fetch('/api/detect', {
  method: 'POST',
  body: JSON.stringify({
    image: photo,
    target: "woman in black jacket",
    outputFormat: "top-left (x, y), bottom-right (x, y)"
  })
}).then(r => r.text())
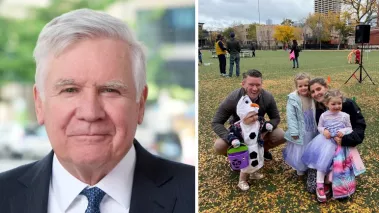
top-left (306, 77), bottom-right (366, 196)
top-left (290, 40), bottom-right (300, 68)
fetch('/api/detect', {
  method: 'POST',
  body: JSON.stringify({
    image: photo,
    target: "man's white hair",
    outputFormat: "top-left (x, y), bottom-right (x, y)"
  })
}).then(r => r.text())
top-left (33, 8), bottom-right (146, 102)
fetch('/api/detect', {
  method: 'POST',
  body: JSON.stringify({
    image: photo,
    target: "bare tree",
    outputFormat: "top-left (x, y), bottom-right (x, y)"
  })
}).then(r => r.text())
top-left (342, 0), bottom-right (378, 24)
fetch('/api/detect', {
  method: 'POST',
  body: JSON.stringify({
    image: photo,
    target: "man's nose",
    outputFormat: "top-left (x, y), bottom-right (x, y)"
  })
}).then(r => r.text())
top-left (76, 90), bottom-right (106, 122)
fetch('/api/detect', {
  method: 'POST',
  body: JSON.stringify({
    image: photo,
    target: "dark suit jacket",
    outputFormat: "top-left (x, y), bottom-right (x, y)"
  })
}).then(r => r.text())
top-left (0, 140), bottom-right (195, 213)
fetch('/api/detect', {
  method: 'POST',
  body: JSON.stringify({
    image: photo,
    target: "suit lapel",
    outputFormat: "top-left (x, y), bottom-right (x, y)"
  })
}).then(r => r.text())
top-left (130, 140), bottom-right (177, 213)
top-left (11, 151), bottom-right (53, 213)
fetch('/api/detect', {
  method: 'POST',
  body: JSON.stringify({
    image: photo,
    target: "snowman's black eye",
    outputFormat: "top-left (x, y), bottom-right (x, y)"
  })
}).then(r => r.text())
top-left (245, 101), bottom-right (249, 104)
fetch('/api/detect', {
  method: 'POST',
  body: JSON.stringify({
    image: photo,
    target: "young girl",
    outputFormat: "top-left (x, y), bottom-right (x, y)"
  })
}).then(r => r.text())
top-left (228, 95), bottom-right (273, 191)
top-left (302, 89), bottom-right (360, 202)
top-left (283, 73), bottom-right (318, 178)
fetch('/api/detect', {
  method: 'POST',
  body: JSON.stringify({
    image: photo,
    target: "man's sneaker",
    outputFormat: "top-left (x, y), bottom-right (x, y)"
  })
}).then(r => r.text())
top-left (316, 187), bottom-right (327, 203)
top-left (264, 151), bottom-right (273, 161)
top-left (249, 172), bottom-right (264, 180)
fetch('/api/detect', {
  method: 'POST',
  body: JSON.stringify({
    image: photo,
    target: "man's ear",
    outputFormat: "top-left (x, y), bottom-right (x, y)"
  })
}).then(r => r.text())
top-left (33, 85), bottom-right (44, 125)
top-left (137, 86), bottom-right (148, 124)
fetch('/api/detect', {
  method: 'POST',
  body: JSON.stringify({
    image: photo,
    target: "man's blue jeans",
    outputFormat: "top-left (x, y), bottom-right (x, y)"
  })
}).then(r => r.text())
top-left (229, 54), bottom-right (240, 77)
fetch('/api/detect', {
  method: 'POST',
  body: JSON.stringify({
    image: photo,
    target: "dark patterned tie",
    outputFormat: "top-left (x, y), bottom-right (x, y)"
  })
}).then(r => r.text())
top-left (80, 187), bottom-right (106, 213)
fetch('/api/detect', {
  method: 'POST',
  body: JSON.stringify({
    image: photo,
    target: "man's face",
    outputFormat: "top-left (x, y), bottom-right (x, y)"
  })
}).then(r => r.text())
top-left (242, 76), bottom-right (262, 100)
top-left (34, 38), bottom-right (147, 168)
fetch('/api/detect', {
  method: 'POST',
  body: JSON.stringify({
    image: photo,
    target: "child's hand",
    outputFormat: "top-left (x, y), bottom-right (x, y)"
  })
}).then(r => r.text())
top-left (232, 139), bottom-right (241, 148)
top-left (334, 137), bottom-right (342, 145)
top-left (291, 135), bottom-right (299, 140)
top-left (323, 129), bottom-right (331, 139)
top-left (336, 131), bottom-right (344, 138)
top-left (265, 123), bottom-right (273, 132)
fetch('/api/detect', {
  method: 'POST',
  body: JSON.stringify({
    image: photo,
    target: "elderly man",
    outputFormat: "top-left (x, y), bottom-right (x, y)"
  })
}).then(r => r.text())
top-left (0, 9), bottom-right (194, 213)
top-left (212, 69), bottom-right (286, 161)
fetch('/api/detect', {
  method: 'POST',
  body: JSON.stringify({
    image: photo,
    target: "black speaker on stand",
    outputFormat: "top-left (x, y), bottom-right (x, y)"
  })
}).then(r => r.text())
top-left (345, 24), bottom-right (375, 85)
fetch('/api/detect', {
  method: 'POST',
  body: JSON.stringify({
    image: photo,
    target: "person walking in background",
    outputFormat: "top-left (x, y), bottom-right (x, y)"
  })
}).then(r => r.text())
top-left (215, 34), bottom-right (227, 77)
top-left (198, 48), bottom-right (203, 65)
top-left (227, 32), bottom-right (241, 77)
top-left (290, 40), bottom-right (300, 68)
top-left (251, 43), bottom-right (256, 57)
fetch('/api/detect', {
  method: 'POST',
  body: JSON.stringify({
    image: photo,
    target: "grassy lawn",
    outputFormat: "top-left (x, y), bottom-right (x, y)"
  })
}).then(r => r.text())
top-left (198, 50), bottom-right (379, 213)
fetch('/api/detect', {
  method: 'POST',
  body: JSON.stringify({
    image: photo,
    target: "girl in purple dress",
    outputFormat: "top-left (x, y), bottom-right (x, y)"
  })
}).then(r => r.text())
top-left (302, 89), bottom-right (353, 202)
top-left (283, 73), bottom-right (318, 178)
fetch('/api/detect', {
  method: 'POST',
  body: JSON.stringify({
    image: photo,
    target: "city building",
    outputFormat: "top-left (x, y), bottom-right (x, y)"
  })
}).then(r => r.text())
top-left (231, 24), bottom-right (254, 47)
top-left (314, 0), bottom-right (341, 14)
top-left (256, 25), bottom-right (276, 49)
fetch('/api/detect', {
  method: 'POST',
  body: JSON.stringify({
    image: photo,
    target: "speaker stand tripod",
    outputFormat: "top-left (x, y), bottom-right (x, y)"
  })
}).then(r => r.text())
top-left (344, 43), bottom-right (375, 85)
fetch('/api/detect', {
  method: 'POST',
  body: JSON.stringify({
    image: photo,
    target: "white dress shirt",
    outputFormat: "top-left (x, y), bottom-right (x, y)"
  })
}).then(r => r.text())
top-left (47, 145), bottom-right (136, 213)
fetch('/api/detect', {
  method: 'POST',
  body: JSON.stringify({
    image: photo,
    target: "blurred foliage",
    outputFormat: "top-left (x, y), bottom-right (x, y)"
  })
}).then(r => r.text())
top-left (0, 0), bottom-right (120, 86)
top-left (136, 7), bottom-right (195, 102)
top-left (0, 0), bottom-right (195, 102)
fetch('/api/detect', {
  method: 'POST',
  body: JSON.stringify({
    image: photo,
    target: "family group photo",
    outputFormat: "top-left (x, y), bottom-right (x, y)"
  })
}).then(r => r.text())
top-left (198, 0), bottom-right (379, 212)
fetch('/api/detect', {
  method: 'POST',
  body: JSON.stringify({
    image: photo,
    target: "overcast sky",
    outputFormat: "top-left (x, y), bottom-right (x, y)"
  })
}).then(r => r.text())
top-left (199, 0), bottom-right (314, 30)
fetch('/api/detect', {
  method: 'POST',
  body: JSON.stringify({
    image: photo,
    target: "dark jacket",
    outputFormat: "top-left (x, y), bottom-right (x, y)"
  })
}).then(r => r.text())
top-left (212, 88), bottom-right (281, 142)
top-left (315, 98), bottom-right (366, 147)
top-left (0, 140), bottom-right (195, 213)
top-left (226, 38), bottom-right (241, 55)
top-left (290, 43), bottom-right (300, 57)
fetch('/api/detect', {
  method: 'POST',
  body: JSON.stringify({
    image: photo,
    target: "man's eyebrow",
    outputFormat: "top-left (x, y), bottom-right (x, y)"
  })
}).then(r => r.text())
top-left (54, 79), bottom-right (76, 89)
top-left (53, 79), bottom-right (128, 90)
top-left (101, 80), bottom-right (129, 90)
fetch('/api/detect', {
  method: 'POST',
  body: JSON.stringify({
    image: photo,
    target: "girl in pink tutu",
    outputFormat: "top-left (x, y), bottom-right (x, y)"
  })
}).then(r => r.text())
top-left (302, 89), bottom-right (364, 202)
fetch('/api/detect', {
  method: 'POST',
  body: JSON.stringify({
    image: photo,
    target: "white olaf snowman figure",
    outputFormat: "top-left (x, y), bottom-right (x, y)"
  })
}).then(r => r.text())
top-left (236, 95), bottom-right (264, 174)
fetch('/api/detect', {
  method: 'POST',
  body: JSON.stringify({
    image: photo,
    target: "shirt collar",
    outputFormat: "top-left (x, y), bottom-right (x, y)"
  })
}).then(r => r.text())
top-left (51, 144), bottom-right (136, 211)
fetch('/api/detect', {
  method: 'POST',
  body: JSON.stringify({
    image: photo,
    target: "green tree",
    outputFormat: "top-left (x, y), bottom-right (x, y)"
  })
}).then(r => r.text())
top-left (305, 13), bottom-right (331, 43)
top-left (246, 23), bottom-right (258, 42)
top-left (222, 27), bottom-right (234, 39)
top-left (0, 0), bottom-right (120, 86)
top-left (281, 18), bottom-right (294, 26)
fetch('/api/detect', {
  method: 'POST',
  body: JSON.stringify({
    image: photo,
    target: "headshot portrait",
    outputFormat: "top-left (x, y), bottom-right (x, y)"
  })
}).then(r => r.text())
top-left (0, 1), bottom-right (195, 212)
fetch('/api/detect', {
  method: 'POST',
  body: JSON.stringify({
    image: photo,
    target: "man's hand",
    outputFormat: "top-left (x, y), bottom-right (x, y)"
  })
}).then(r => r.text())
top-left (265, 123), bottom-right (273, 132)
top-left (323, 129), bottom-right (331, 139)
top-left (334, 137), bottom-right (342, 145)
top-left (292, 135), bottom-right (299, 140)
top-left (232, 139), bottom-right (241, 148)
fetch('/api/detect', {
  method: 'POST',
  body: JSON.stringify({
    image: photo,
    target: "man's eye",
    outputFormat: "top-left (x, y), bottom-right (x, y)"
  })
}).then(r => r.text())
top-left (62, 88), bottom-right (78, 93)
top-left (102, 88), bottom-right (120, 94)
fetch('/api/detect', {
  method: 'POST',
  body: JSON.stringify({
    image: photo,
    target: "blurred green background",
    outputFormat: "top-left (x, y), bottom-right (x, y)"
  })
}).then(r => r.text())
top-left (0, 0), bottom-right (195, 166)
